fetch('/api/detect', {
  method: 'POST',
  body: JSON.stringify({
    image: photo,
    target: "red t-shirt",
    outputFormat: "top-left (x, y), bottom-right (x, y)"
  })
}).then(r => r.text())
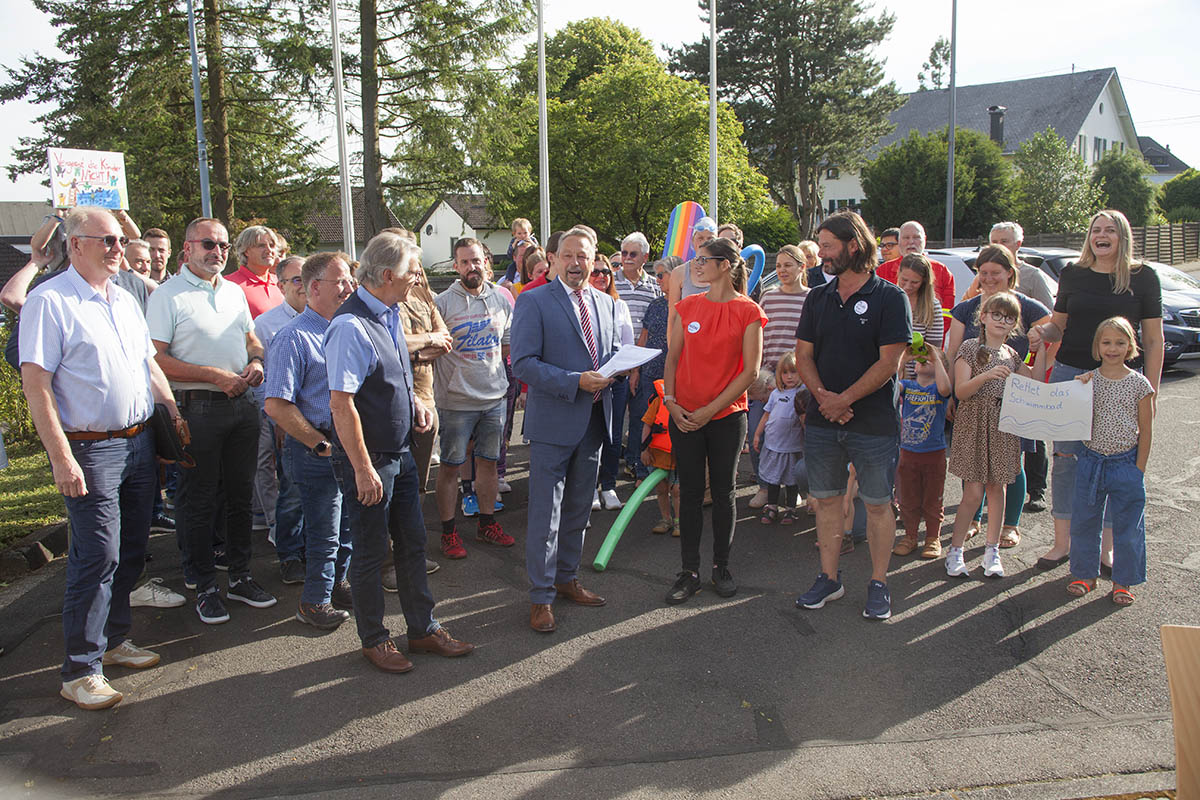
top-left (877, 256), bottom-right (955, 335)
top-left (674, 293), bottom-right (768, 420)
top-left (226, 265), bottom-right (284, 319)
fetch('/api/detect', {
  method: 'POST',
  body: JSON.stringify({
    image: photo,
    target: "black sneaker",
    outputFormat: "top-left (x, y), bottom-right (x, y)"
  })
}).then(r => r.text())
top-left (227, 577), bottom-right (277, 608)
top-left (296, 602), bottom-right (350, 630)
top-left (1024, 496), bottom-right (1047, 513)
top-left (425, 558), bottom-right (441, 575)
top-left (196, 588), bottom-right (230, 624)
top-left (213, 549), bottom-right (229, 571)
top-left (665, 571), bottom-right (702, 605)
top-left (280, 559), bottom-right (305, 585)
top-left (150, 513), bottom-right (175, 532)
top-left (331, 579), bottom-right (354, 610)
top-left (712, 567), bottom-right (737, 598)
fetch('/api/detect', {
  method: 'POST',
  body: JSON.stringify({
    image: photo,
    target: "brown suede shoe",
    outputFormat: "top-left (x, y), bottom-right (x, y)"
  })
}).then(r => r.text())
top-left (555, 578), bottom-right (606, 606)
top-left (362, 639), bottom-right (414, 673)
top-left (406, 628), bottom-right (474, 657)
top-left (892, 535), bottom-right (919, 556)
top-left (530, 603), bottom-right (556, 632)
top-left (920, 537), bottom-right (943, 559)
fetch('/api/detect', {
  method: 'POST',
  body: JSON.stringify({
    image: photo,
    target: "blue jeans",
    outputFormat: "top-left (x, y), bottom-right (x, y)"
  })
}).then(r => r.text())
top-left (331, 447), bottom-right (438, 647)
top-left (598, 379), bottom-right (630, 490)
top-left (61, 430), bottom-right (155, 681)
top-left (267, 416), bottom-right (305, 564)
top-left (1050, 362), bottom-right (1113, 526)
top-left (1070, 447), bottom-right (1146, 587)
top-left (282, 438), bottom-right (352, 605)
top-left (805, 424), bottom-right (900, 506)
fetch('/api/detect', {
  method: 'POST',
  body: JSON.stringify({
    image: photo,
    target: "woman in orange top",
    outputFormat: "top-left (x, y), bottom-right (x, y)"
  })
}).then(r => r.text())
top-left (662, 236), bottom-right (766, 605)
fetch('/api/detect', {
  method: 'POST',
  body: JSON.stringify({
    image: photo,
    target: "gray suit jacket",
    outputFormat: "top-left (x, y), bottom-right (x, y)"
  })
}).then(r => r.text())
top-left (511, 279), bottom-right (620, 447)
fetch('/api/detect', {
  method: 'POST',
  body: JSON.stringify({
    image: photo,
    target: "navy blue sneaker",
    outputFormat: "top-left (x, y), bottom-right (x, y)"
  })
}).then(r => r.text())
top-left (862, 579), bottom-right (892, 620)
top-left (796, 571), bottom-right (844, 609)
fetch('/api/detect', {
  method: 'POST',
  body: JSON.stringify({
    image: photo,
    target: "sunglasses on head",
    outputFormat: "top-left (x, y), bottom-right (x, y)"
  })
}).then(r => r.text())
top-left (77, 234), bottom-right (129, 249)
top-left (187, 238), bottom-right (232, 252)
top-left (591, 268), bottom-right (611, 277)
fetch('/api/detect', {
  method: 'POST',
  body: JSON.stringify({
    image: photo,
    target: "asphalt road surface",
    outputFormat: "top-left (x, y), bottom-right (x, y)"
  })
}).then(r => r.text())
top-left (1, 359), bottom-right (1196, 800)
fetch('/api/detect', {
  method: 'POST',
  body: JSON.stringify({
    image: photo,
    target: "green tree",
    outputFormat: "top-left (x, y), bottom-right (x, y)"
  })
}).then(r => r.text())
top-left (1091, 149), bottom-right (1159, 226)
top-left (357, 0), bottom-right (532, 236)
top-left (1011, 128), bottom-right (1104, 234)
top-left (489, 55), bottom-right (779, 253)
top-left (669, 0), bottom-right (902, 237)
top-left (917, 36), bottom-right (951, 91)
top-left (514, 16), bottom-right (659, 98)
top-left (1, 0), bottom-right (334, 245)
top-left (860, 126), bottom-right (1012, 239)
top-left (1161, 168), bottom-right (1200, 214)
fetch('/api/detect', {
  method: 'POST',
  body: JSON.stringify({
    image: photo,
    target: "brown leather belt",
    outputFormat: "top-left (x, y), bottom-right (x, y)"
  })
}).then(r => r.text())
top-left (65, 422), bottom-right (148, 442)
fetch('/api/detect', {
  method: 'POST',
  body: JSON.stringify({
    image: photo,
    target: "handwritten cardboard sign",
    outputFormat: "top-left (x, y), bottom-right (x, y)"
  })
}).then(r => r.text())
top-left (47, 148), bottom-right (129, 210)
top-left (999, 374), bottom-right (1093, 441)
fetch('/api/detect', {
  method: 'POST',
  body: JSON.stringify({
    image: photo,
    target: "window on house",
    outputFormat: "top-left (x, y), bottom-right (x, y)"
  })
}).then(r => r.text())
top-left (1078, 135), bottom-right (1086, 157)
top-left (826, 167), bottom-right (839, 179)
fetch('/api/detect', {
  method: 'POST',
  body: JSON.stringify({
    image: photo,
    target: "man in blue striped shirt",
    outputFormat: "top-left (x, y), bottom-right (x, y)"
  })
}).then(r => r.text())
top-left (264, 252), bottom-right (357, 630)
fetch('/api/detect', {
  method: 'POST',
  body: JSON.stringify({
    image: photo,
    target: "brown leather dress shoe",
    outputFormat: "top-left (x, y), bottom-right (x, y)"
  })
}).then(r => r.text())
top-left (530, 603), bottom-right (556, 632)
top-left (406, 628), bottom-right (474, 657)
top-left (554, 578), bottom-right (606, 606)
top-left (362, 639), bottom-right (414, 673)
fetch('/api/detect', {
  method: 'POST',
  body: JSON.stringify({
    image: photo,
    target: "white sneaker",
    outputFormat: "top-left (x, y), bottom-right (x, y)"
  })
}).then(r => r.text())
top-left (498, 479), bottom-right (512, 494)
top-left (600, 489), bottom-right (623, 510)
top-left (945, 546), bottom-right (969, 578)
top-left (749, 488), bottom-right (769, 509)
top-left (429, 452), bottom-right (440, 466)
top-left (983, 544), bottom-right (1005, 578)
top-left (592, 490), bottom-right (602, 511)
top-left (61, 674), bottom-right (123, 710)
top-left (102, 640), bottom-right (161, 669)
top-left (129, 577), bottom-right (186, 609)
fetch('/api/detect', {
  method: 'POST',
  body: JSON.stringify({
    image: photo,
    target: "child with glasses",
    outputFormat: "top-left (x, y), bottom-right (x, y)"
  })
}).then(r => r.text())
top-left (945, 292), bottom-right (1046, 579)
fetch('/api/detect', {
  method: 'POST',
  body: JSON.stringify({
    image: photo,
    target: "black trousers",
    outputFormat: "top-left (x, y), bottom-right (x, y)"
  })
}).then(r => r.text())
top-left (1026, 440), bottom-right (1048, 499)
top-left (670, 411), bottom-right (746, 573)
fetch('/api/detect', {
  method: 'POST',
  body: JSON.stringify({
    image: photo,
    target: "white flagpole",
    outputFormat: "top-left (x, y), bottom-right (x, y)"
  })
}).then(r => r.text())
top-left (708, 0), bottom-right (718, 221)
top-left (537, 0), bottom-right (550, 242)
top-left (330, 0), bottom-right (356, 258)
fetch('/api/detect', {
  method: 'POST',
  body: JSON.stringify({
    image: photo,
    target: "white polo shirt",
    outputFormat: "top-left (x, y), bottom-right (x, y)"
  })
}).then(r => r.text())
top-left (19, 266), bottom-right (154, 432)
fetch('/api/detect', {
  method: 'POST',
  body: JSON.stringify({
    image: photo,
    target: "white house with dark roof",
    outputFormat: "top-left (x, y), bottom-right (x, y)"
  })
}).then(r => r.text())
top-left (303, 186), bottom-right (401, 256)
top-left (821, 67), bottom-right (1141, 215)
top-left (415, 193), bottom-right (511, 268)
top-left (1138, 136), bottom-right (1191, 186)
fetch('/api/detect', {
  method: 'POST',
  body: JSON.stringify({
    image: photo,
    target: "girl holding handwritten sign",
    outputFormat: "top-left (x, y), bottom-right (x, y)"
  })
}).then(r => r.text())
top-left (945, 292), bottom-right (1047, 579)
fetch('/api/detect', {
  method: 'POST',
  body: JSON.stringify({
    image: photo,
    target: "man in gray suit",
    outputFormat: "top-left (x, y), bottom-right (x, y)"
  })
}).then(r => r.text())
top-left (512, 226), bottom-right (619, 633)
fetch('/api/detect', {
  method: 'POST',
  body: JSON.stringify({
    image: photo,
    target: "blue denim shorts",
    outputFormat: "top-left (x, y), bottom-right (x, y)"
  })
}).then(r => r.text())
top-left (805, 424), bottom-right (899, 506)
top-left (438, 400), bottom-right (506, 465)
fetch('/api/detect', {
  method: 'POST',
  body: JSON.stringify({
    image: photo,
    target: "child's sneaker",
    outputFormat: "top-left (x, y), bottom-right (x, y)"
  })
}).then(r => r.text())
top-left (945, 546), bottom-right (969, 578)
top-left (982, 544), bottom-right (1004, 578)
top-left (461, 492), bottom-right (480, 517)
top-left (892, 535), bottom-right (919, 556)
top-left (920, 537), bottom-right (943, 559)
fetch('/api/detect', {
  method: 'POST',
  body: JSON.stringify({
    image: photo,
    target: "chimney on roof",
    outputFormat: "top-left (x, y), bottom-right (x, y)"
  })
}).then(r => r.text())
top-left (988, 105), bottom-right (1007, 147)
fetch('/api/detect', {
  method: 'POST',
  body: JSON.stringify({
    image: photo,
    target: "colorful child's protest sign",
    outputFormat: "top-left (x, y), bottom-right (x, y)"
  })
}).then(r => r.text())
top-left (47, 148), bottom-right (129, 210)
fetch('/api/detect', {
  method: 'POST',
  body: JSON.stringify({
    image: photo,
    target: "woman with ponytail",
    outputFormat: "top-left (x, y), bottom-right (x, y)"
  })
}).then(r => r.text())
top-left (661, 237), bottom-right (766, 604)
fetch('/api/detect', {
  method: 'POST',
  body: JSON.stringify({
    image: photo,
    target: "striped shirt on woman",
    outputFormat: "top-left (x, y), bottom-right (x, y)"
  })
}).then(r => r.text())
top-left (759, 287), bottom-right (809, 372)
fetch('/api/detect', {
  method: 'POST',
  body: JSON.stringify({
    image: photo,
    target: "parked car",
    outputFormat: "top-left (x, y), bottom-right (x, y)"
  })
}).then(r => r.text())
top-left (759, 250), bottom-right (976, 303)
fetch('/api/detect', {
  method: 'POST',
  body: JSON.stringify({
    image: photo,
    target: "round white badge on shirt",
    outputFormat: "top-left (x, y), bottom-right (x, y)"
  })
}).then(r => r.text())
top-left (687, 321), bottom-right (701, 334)
top-left (854, 300), bottom-right (868, 315)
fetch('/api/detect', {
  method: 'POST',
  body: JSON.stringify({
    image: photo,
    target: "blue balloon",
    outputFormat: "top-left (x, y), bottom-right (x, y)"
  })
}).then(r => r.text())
top-left (742, 244), bottom-right (766, 293)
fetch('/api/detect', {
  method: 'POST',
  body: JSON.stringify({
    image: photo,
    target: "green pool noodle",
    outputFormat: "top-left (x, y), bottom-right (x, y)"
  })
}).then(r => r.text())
top-left (592, 468), bottom-right (669, 572)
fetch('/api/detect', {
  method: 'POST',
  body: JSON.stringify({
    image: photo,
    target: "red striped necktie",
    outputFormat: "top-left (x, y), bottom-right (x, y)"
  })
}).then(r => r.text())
top-left (574, 288), bottom-right (602, 402)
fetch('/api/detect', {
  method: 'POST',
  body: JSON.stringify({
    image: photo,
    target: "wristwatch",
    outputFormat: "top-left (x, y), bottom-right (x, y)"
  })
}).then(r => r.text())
top-left (310, 440), bottom-right (331, 456)
top-left (248, 355), bottom-right (264, 366)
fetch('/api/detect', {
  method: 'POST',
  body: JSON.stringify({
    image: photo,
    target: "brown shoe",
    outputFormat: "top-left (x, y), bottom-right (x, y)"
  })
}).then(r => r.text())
top-left (920, 537), bottom-right (943, 559)
top-left (892, 535), bottom-right (919, 556)
top-left (554, 578), bottom-right (606, 606)
top-left (406, 628), bottom-right (474, 657)
top-left (362, 639), bottom-right (414, 673)
top-left (530, 603), bottom-right (556, 632)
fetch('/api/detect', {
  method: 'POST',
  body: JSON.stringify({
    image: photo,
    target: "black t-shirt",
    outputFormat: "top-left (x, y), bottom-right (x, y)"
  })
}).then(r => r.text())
top-left (795, 272), bottom-right (912, 435)
top-left (1054, 263), bottom-right (1162, 370)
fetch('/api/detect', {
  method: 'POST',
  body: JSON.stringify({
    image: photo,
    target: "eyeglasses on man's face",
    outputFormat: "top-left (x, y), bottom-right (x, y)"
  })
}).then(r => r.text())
top-left (187, 238), bottom-right (232, 252)
top-left (77, 234), bottom-right (129, 250)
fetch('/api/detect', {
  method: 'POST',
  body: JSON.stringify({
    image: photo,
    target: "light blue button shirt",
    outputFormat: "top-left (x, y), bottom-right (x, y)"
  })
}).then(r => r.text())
top-left (144, 265), bottom-right (254, 391)
top-left (325, 286), bottom-right (402, 394)
top-left (265, 306), bottom-right (335, 429)
top-left (252, 299), bottom-right (300, 405)
top-left (19, 266), bottom-right (154, 432)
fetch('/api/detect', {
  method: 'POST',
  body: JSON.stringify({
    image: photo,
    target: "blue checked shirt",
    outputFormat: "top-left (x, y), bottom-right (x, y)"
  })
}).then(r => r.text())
top-left (264, 306), bottom-right (336, 430)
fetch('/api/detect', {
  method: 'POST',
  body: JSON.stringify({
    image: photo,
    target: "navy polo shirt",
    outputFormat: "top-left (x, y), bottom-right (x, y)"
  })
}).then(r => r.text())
top-left (795, 271), bottom-right (912, 436)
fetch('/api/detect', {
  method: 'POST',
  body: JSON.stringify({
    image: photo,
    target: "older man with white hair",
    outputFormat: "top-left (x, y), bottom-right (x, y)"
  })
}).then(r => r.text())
top-left (876, 220), bottom-right (955, 334)
top-left (988, 221), bottom-right (1055, 309)
top-left (326, 231), bottom-right (474, 673)
top-left (611, 231), bottom-right (661, 482)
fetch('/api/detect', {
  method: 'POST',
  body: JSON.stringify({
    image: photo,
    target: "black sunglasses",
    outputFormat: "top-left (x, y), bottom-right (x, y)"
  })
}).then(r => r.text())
top-left (77, 234), bottom-right (129, 249)
top-left (187, 238), bottom-right (232, 252)
top-left (591, 268), bottom-right (612, 277)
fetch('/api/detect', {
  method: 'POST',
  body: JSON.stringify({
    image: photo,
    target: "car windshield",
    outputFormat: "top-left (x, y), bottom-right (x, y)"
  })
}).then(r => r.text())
top-left (1156, 264), bottom-right (1200, 292)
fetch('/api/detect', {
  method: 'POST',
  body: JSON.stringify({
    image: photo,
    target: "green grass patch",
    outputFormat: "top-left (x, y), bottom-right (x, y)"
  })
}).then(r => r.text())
top-left (0, 439), bottom-right (65, 549)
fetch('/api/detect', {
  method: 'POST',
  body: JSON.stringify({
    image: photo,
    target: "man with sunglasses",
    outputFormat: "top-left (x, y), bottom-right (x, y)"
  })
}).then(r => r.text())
top-left (145, 217), bottom-right (276, 624)
top-left (20, 207), bottom-right (179, 709)
top-left (252, 255), bottom-right (307, 585)
top-left (612, 232), bottom-right (661, 481)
